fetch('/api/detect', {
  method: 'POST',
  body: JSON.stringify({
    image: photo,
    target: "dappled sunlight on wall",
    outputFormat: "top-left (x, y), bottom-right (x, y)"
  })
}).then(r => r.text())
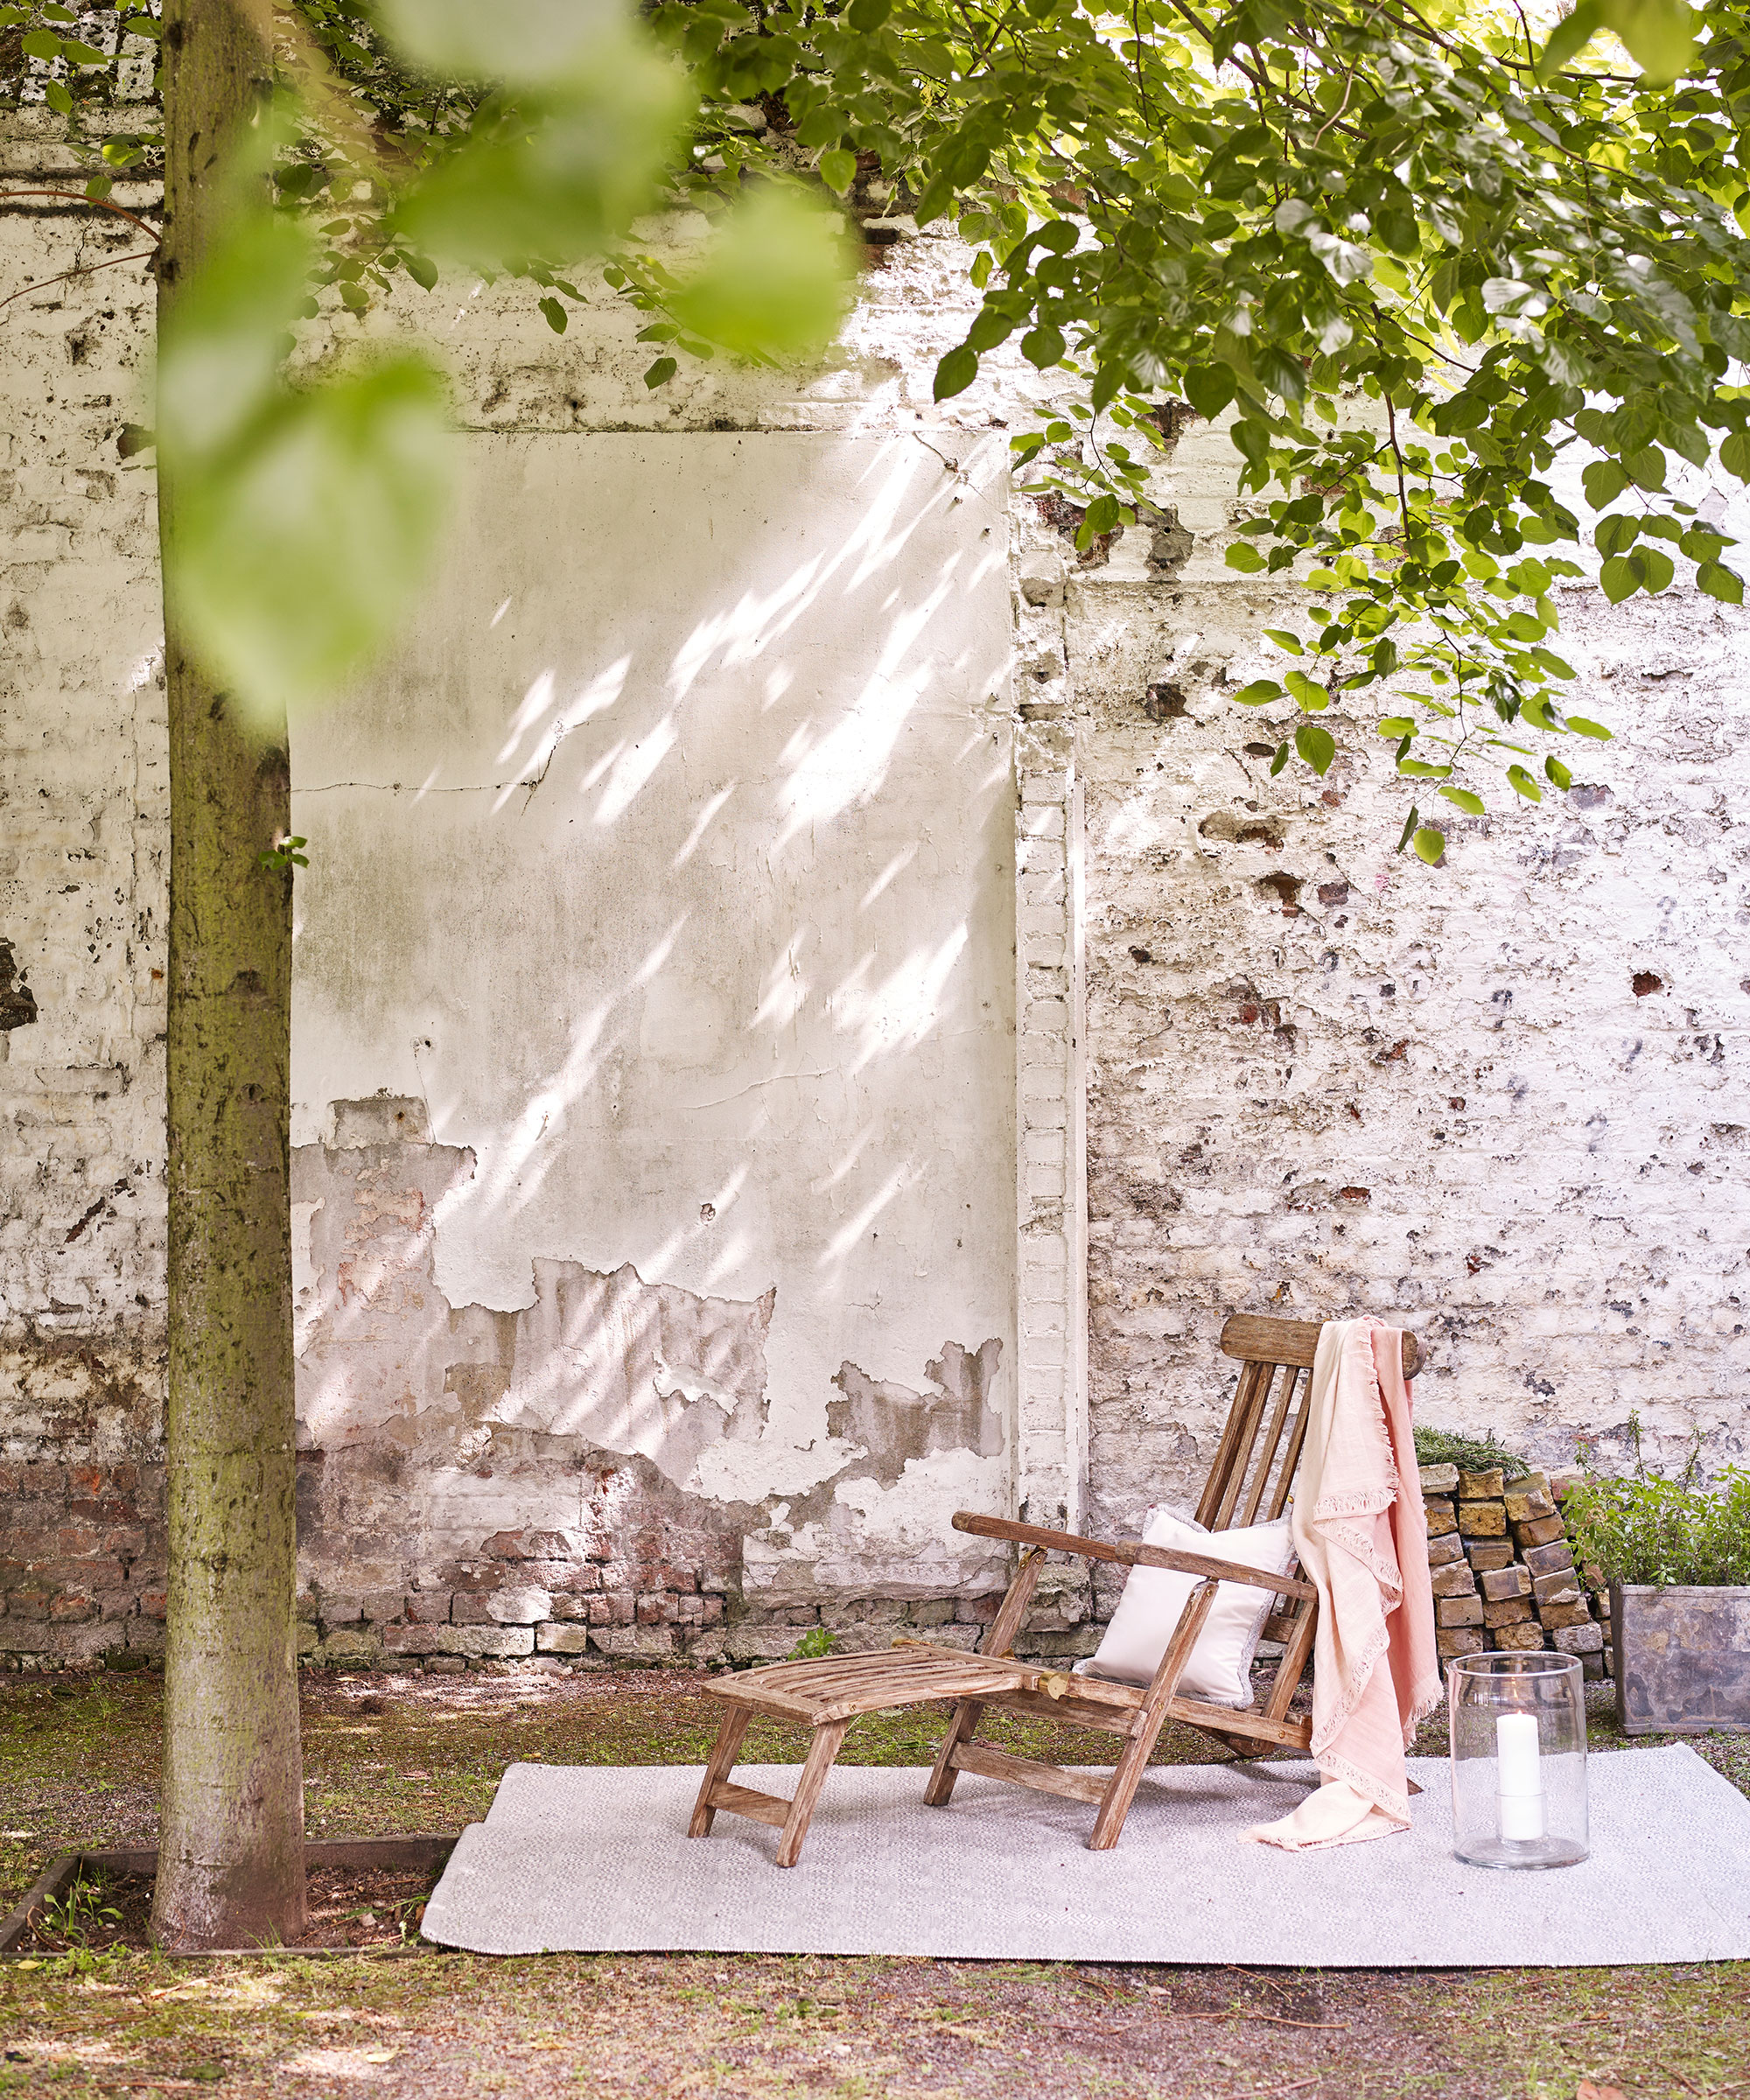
top-left (288, 432), bottom-right (1018, 1607)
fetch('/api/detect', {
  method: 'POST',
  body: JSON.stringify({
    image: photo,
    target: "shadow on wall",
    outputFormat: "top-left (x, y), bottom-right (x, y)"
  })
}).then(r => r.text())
top-left (287, 433), bottom-right (1023, 1659)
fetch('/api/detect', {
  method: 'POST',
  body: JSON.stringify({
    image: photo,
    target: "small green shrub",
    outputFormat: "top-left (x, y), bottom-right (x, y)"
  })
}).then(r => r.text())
top-left (787, 1627), bottom-right (836, 1662)
top-left (1564, 1423), bottom-right (1750, 1587)
top-left (1412, 1425), bottom-right (1530, 1478)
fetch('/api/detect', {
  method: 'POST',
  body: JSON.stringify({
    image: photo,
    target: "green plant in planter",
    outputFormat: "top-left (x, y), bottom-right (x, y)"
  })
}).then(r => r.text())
top-left (1412, 1427), bottom-right (1530, 1480)
top-left (1564, 1424), bottom-right (1750, 1588)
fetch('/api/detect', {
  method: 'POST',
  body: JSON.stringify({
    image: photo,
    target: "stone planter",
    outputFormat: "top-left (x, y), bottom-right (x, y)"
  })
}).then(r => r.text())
top-left (1612, 1581), bottom-right (1750, 1735)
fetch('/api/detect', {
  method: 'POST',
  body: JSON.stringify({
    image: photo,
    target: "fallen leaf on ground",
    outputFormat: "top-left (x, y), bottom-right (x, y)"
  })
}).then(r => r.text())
top-left (1578, 2084), bottom-right (1628, 2100)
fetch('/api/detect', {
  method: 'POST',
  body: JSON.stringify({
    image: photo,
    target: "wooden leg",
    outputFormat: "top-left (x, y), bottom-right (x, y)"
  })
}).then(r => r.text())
top-left (689, 1708), bottom-right (752, 1838)
top-left (1263, 1592), bottom-right (1319, 1724)
top-left (922, 1698), bottom-right (984, 1807)
top-left (775, 1719), bottom-right (848, 1867)
top-left (1089, 1579), bottom-right (1218, 1852)
top-left (924, 1547), bottom-right (1046, 1810)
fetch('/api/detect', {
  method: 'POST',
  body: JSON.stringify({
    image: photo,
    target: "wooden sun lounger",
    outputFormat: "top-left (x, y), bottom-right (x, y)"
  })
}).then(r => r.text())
top-left (690, 1313), bottom-right (1421, 1864)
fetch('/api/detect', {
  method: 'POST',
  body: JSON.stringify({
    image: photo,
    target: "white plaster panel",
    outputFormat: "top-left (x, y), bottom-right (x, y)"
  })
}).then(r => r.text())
top-left (289, 431), bottom-right (1016, 1522)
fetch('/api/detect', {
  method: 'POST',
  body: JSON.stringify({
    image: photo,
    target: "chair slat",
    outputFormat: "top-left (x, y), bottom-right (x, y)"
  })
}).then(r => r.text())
top-left (1211, 1361), bottom-right (1277, 1530)
top-left (1238, 1364), bottom-right (1300, 1527)
top-left (1195, 1358), bottom-right (1265, 1528)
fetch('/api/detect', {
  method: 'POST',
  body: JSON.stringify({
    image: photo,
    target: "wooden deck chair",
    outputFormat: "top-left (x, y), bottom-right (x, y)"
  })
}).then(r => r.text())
top-left (689, 1313), bottom-right (1421, 1864)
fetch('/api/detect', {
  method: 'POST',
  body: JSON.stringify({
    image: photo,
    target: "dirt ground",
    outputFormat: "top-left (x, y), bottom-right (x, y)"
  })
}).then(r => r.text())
top-left (3, 1664), bottom-right (1748, 2098)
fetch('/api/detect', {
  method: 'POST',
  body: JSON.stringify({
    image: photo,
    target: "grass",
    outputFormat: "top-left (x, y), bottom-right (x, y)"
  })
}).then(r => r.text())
top-left (2, 1663), bottom-right (1747, 2097)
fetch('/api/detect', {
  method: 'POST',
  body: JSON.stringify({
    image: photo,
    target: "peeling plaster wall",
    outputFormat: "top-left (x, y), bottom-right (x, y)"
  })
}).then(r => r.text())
top-left (5, 108), bottom-right (1748, 1673)
top-left (287, 432), bottom-right (1019, 1654)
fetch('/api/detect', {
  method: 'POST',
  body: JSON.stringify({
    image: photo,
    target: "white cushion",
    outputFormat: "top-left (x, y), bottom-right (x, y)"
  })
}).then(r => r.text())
top-left (1077, 1507), bottom-right (1294, 1708)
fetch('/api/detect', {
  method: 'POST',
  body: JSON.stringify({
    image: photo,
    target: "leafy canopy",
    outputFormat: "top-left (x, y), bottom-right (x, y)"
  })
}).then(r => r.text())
top-left (655, 0), bottom-right (1750, 858)
top-left (8, 0), bottom-right (1750, 857)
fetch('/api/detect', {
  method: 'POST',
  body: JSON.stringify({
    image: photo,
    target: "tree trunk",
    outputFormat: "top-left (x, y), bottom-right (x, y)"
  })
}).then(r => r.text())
top-left (151, 0), bottom-right (306, 1950)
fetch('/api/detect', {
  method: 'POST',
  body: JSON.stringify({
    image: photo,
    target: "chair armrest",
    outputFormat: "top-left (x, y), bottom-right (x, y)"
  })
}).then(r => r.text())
top-left (951, 1510), bottom-right (1315, 1603)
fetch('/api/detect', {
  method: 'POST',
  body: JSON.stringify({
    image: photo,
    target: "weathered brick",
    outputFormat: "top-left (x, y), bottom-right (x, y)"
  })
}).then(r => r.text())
top-left (1538, 1599), bottom-right (1594, 1631)
top-left (403, 1591), bottom-right (452, 1624)
top-left (535, 1622), bottom-right (591, 1654)
top-left (1425, 1531), bottom-right (1466, 1568)
top-left (1465, 1542), bottom-right (1516, 1573)
top-left (1514, 1515), bottom-right (1566, 1548)
top-left (1522, 1541), bottom-right (1576, 1578)
top-left (1482, 1596), bottom-right (1534, 1628)
top-left (1551, 1621), bottom-right (1604, 1656)
top-left (1459, 1502), bottom-right (1506, 1537)
top-left (1458, 1470), bottom-right (1505, 1500)
top-left (1480, 1564), bottom-right (1531, 1602)
top-left (1437, 1595), bottom-right (1484, 1628)
top-left (1418, 1464), bottom-right (1460, 1494)
top-left (1431, 1562), bottom-right (1478, 1599)
top-left (1494, 1623), bottom-right (1547, 1652)
top-left (1437, 1629), bottom-right (1487, 1659)
top-left (485, 1586), bottom-right (551, 1627)
top-left (1424, 1503), bottom-right (1457, 1538)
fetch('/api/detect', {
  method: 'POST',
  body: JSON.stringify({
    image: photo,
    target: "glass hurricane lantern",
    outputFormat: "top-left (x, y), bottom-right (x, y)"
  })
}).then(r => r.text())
top-left (1448, 1649), bottom-right (1589, 1870)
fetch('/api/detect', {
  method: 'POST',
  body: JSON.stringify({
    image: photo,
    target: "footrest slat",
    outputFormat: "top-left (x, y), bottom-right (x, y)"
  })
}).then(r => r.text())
top-left (949, 1743), bottom-right (1109, 1806)
top-left (707, 1781), bottom-right (792, 1830)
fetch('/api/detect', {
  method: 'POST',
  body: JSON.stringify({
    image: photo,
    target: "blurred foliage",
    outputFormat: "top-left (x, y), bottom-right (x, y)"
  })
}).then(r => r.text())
top-left (1565, 1420), bottom-right (1750, 1586)
top-left (7, 0), bottom-right (1750, 835)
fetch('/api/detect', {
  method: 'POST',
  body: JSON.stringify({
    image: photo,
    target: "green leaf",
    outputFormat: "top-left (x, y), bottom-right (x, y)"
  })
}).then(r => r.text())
top-left (393, 18), bottom-right (689, 268)
top-left (538, 295), bottom-right (567, 333)
top-left (1376, 717), bottom-right (1416, 737)
top-left (1698, 561), bottom-right (1745, 604)
top-left (20, 27), bottom-right (59, 58)
top-left (934, 344), bottom-right (978, 402)
top-left (1599, 553), bottom-right (1643, 604)
top-left (158, 214), bottom-right (314, 464)
top-left (1269, 741), bottom-right (1290, 776)
top-left (1224, 542), bottom-right (1266, 573)
top-left (1183, 364), bottom-right (1236, 420)
top-left (1721, 430), bottom-right (1750, 484)
top-left (1545, 756), bottom-right (1573, 789)
top-left (1507, 763), bottom-right (1544, 802)
top-left (1412, 826), bottom-right (1446, 865)
top-left (668, 188), bottom-right (851, 362)
top-left (404, 254), bottom-right (439, 291)
top-left (1596, 0), bottom-right (1698, 85)
top-left (1262, 628), bottom-right (1303, 655)
top-left (1582, 460), bottom-right (1627, 509)
top-left (1639, 547), bottom-right (1675, 592)
top-left (1285, 669), bottom-right (1332, 712)
top-left (1398, 760), bottom-right (1453, 778)
top-left (1594, 514), bottom-right (1640, 558)
top-left (818, 148), bottom-right (858, 195)
top-left (1295, 723), bottom-right (1335, 774)
top-left (44, 79), bottom-right (73, 113)
top-left (1438, 787), bottom-right (1486, 815)
top-left (1231, 679), bottom-right (1284, 705)
top-left (168, 354), bottom-right (452, 726)
top-left (1021, 323), bottom-right (1067, 368)
top-left (643, 355), bottom-right (677, 387)
top-left (1568, 717), bottom-right (1613, 739)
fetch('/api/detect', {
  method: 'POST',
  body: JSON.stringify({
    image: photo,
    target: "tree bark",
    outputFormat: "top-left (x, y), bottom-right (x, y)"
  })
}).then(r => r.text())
top-left (152, 0), bottom-right (306, 1950)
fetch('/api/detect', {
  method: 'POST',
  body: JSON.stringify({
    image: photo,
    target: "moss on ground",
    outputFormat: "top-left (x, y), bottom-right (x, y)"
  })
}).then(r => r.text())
top-left (3, 1665), bottom-right (1747, 2097)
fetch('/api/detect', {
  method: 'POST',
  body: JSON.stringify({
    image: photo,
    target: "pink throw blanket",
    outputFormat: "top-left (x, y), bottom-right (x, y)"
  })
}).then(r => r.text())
top-left (1252, 1318), bottom-right (1440, 1846)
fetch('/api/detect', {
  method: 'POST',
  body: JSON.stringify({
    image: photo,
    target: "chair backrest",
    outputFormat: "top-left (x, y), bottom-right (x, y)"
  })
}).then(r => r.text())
top-left (1196, 1315), bottom-right (1424, 1534)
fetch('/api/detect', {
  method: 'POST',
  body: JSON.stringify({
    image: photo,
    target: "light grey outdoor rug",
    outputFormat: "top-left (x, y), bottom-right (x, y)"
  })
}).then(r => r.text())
top-left (421, 1742), bottom-right (1750, 1965)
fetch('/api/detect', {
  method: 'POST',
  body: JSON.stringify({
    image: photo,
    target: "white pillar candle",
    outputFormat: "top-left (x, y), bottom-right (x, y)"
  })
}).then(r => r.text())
top-left (1496, 1711), bottom-right (1545, 1842)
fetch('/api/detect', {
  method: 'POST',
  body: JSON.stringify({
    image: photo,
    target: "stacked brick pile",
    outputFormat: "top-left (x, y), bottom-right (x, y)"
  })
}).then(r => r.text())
top-left (1423, 1465), bottom-right (1613, 1680)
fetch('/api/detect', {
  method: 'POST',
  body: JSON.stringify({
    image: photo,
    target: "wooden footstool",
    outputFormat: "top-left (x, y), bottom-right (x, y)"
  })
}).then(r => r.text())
top-left (689, 1644), bottom-right (1035, 1866)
